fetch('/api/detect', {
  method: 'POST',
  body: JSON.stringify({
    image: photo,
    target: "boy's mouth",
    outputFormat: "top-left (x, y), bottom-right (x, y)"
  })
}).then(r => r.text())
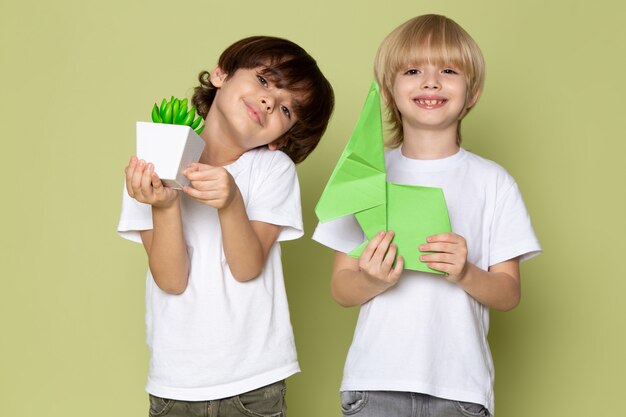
top-left (244, 101), bottom-right (264, 126)
top-left (413, 97), bottom-right (447, 109)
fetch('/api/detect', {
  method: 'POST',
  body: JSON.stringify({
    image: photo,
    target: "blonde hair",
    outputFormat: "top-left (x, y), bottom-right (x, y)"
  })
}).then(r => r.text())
top-left (374, 14), bottom-right (485, 147)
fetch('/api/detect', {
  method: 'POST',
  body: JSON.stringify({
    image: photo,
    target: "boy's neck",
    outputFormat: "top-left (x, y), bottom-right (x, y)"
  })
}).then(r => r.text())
top-left (198, 137), bottom-right (244, 167)
top-left (400, 127), bottom-right (460, 160)
top-left (198, 111), bottom-right (246, 167)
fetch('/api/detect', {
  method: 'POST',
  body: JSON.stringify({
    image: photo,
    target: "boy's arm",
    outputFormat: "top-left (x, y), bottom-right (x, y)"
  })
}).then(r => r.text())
top-left (331, 231), bottom-right (404, 307)
top-left (183, 163), bottom-right (280, 281)
top-left (139, 204), bottom-right (189, 294)
top-left (126, 157), bottom-right (189, 294)
top-left (218, 191), bottom-right (281, 281)
top-left (419, 233), bottom-right (521, 311)
top-left (457, 259), bottom-right (521, 311)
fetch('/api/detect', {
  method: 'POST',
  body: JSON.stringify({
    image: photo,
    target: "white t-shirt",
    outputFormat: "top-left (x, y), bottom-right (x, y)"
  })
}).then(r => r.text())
top-left (313, 147), bottom-right (541, 414)
top-left (118, 147), bottom-right (303, 401)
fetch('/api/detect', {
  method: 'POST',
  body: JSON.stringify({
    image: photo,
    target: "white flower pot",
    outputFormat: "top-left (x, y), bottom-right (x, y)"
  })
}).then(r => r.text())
top-left (136, 121), bottom-right (205, 189)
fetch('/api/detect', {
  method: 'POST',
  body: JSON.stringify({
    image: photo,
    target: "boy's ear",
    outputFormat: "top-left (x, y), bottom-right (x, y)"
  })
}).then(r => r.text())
top-left (467, 89), bottom-right (482, 109)
top-left (210, 66), bottom-right (227, 88)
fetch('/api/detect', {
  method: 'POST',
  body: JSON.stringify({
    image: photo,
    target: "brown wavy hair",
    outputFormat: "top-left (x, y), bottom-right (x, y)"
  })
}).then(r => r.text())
top-left (192, 36), bottom-right (334, 164)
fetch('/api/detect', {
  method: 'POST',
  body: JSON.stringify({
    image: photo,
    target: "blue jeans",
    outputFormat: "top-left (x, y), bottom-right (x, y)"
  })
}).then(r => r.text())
top-left (148, 380), bottom-right (286, 417)
top-left (340, 391), bottom-right (490, 417)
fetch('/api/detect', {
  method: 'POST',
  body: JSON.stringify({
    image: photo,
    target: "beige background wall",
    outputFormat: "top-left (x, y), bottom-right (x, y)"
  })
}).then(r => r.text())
top-left (1, 0), bottom-right (624, 416)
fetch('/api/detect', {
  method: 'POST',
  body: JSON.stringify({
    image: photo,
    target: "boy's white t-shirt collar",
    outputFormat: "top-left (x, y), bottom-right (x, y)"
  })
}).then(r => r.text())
top-left (390, 146), bottom-right (467, 173)
top-left (221, 145), bottom-right (282, 176)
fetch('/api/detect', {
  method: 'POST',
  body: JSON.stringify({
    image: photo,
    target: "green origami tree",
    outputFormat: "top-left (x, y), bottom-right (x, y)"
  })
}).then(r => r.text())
top-left (315, 81), bottom-right (452, 274)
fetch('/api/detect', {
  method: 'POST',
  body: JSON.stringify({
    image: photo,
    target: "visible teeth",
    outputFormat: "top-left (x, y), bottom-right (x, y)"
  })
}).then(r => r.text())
top-left (415, 99), bottom-right (444, 105)
top-left (416, 99), bottom-right (443, 106)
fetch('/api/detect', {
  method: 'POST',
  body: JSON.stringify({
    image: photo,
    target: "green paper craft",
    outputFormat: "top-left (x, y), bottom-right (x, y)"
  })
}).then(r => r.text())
top-left (315, 81), bottom-right (452, 274)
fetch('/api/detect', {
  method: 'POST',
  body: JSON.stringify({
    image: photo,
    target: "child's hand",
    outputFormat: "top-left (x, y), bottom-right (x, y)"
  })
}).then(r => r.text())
top-left (359, 230), bottom-right (404, 290)
top-left (125, 156), bottom-right (179, 208)
top-left (419, 233), bottom-right (469, 283)
top-left (183, 163), bottom-right (239, 209)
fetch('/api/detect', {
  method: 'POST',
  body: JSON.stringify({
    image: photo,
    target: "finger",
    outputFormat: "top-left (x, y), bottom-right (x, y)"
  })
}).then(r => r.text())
top-left (420, 253), bottom-right (454, 265)
top-left (360, 231), bottom-right (386, 263)
top-left (426, 262), bottom-right (450, 274)
top-left (422, 242), bottom-right (458, 253)
top-left (124, 155), bottom-right (136, 175)
top-left (427, 233), bottom-right (463, 244)
top-left (185, 169), bottom-right (217, 181)
top-left (183, 185), bottom-right (219, 201)
top-left (389, 255), bottom-right (404, 281)
top-left (194, 163), bottom-right (213, 171)
top-left (140, 163), bottom-right (154, 195)
top-left (131, 160), bottom-right (146, 194)
top-left (381, 243), bottom-right (398, 271)
top-left (186, 162), bottom-right (213, 174)
top-left (189, 178), bottom-right (222, 191)
top-left (125, 156), bottom-right (137, 178)
top-left (151, 171), bottom-right (164, 190)
top-left (125, 157), bottom-right (138, 196)
top-left (183, 164), bottom-right (197, 175)
top-left (371, 230), bottom-right (395, 264)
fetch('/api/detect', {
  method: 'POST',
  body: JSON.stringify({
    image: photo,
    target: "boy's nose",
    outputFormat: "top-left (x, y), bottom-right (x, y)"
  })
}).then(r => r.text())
top-left (421, 79), bottom-right (440, 90)
top-left (421, 73), bottom-right (441, 89)
top-left (261, 98), bottom-right (274, 113)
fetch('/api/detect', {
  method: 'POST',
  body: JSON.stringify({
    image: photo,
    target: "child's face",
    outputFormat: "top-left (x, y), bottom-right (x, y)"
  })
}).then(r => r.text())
top-left (209, 67), bottom-right (299, 152)
top-left (392, 60), bottom-right (474, 135)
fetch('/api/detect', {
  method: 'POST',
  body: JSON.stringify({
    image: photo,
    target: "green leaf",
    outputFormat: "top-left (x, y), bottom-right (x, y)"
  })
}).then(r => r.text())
top-left (151, 103), bottom-right (162, 123)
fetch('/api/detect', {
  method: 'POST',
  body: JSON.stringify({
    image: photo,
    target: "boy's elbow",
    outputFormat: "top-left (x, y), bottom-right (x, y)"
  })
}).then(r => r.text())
top-left (232, 273), bottom-right (259, 282)
top-left (334, 298), bottom-right (355, 308)
top-left (231, 266), bottom-right (262, 282)
top-left (331, 284), bottom-right (357, 308)
top-left (155, 279), bottom-right (188, 295)
top-left (150, 264), bottom-right (189, 295)
top-left (495, 291), bottom-right (521, 312)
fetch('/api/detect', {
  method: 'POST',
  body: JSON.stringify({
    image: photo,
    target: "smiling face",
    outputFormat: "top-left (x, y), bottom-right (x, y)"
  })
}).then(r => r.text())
top-left (374, 15), bottom-right (485, 147)
top-left (207, 66), bottom-right (299, 154)
top-left (392, 60), bottom-right (475, 136)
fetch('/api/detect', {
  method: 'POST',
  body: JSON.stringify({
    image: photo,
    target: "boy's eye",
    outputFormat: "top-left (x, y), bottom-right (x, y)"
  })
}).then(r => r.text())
top-left (442, 68), bottom-right (459, 75)
top-left (404, 69), bottom-right (421, 75)
top-left (280, 105), bottom-right (291, 119)
top-left (257, 75), bottom-right (269, 86)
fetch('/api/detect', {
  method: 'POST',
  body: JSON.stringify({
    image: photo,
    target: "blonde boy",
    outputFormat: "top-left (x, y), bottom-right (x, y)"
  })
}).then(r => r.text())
top-left (313, 15), bottom-right (540, 416)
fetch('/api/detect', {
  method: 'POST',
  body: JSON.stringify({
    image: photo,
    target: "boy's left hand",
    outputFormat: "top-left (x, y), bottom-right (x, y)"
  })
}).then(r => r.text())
top-left (419, 233), bottom-right (468, 283)
top-left (183, 163), bottom-right (239, 209)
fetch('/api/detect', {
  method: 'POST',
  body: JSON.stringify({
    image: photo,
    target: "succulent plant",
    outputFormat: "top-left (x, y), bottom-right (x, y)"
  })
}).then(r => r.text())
top-left (151, 96), bottom-right (204, 134)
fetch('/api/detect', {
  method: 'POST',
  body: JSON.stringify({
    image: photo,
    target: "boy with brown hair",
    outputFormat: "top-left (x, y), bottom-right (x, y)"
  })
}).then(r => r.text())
top-left (119, 36), bottom-right (333, 417)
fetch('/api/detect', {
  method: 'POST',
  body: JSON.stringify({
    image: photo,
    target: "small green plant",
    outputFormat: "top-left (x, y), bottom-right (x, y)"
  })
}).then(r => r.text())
top-left (151, 96), bottom-right (204, 134)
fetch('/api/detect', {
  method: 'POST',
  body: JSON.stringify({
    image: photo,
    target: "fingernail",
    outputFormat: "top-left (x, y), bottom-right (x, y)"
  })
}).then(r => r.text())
top-left (427, 236), bottom-right (433, 242)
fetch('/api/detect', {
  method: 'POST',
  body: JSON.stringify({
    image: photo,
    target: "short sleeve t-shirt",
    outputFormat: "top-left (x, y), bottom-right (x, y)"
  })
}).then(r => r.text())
top-left (313, 147), bottom-right (541, 414)
top-left (118, 148), bottom-right (302, 401)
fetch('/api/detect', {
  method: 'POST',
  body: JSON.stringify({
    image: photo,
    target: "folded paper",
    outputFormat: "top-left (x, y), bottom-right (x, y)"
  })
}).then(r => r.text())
top-left (315, 81), bottom-right (452, 274)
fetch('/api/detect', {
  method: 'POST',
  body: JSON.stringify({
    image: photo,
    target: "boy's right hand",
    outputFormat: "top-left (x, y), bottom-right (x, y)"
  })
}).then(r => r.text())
top-left (125, 156), bottom-right (179, 208)
top-left (359, 230), bottom-right (404, 290)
